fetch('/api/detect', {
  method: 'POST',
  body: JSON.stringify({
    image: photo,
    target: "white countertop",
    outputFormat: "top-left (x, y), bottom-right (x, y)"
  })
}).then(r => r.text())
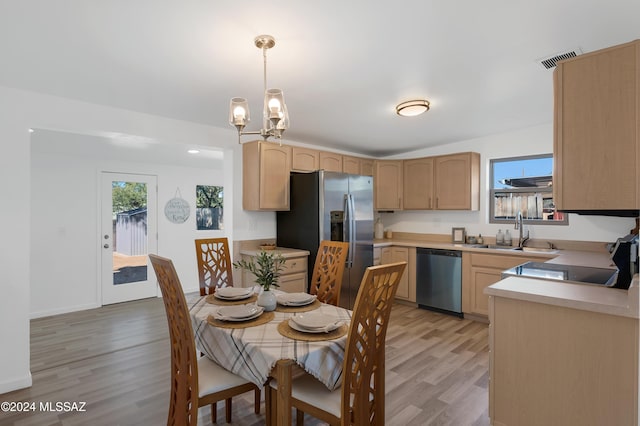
top-left (485, 275), bottom-right (639, 318)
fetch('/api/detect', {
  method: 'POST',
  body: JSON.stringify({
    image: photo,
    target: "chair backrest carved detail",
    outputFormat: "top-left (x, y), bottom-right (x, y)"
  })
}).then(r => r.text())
top-left (195, 238), bottom-right (234, 296)
top-left (309, 240), bottom-right (349, 306)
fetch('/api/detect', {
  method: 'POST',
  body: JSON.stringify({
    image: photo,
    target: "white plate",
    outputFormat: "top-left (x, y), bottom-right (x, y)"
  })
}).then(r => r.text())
top-left (290, 312), bottom-right (338, 329)
top-left (214, 287), bottom-right (252, 300)
top-left (276, 293), bottom-right (316, 306)
top-left (288, 319), bottom-right (342, 334)
top-left (215, 305), bottom-right (263, 321)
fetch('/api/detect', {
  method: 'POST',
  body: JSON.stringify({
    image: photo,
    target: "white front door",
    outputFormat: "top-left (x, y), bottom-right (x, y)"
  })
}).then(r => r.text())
top-left (101, 172), bottom-right (158, 305)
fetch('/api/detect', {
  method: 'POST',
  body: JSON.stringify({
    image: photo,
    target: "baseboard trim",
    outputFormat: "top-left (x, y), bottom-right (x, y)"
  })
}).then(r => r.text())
top-left (0, 372), bottom-right (32, 395)
top-left (30, 302), bottom-right (100, 319)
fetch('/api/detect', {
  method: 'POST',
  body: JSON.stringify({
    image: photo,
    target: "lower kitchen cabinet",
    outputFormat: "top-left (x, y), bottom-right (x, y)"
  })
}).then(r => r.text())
top-left (380, 246), bottom-right (416, 302)
top-left (489, 296), bottom-right (638, 425)
top-left (462, 252), bottom-right (546, 316)
top-left (240, 249), bottom-right (309, 293)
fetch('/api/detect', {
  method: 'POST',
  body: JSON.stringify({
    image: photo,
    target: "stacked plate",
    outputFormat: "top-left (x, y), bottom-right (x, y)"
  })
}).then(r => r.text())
top-left (289, 312), bottom-right (343, 333)
top-left (276, 292), bottom-right (317, 306)
top-left (214, 287), bottom-right (253, 301)
top-left (213, 305), bottom-right (263, 322)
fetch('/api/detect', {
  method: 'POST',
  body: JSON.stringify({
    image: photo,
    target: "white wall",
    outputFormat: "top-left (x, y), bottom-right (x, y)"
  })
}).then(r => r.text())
top-left (380, 124), bottom-right (635, 243)
top-left (30, 129), bottom-right (226, 318)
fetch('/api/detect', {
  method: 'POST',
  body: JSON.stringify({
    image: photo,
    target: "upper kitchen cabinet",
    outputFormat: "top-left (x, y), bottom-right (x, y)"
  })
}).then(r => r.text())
top-left (403, 157), bottom-right (434, 209)
top-left (374, 160), bottom-right (403, 210)
top-left (342, 156), bottom-right (361, 174)
top-left (554, 39), bottom-right (640, 211)
top-left (344, 156), bottom-right (374, 176)
top-left (360, 159), bottom-right (374, 176)
top-left (319, 151), bottom-right (343, 172)
top-left (242, 141), bottom-right (292, 211)
top-left (291, 147), bottom-right (319, 171)
top-left (434, 152), bottom-right (480, 210)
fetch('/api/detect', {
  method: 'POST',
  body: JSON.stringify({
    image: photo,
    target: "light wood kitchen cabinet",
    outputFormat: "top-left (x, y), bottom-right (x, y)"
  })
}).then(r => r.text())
top-left (554, 39), bottom-right (640, 211)
top-left (240, 250), bottom-right (309, 293)
top-left (380, 246), bottom-right (416, 302)
top-left (374, 160), bottom-right (403, 210)
top-left (242, 141), bottom-right (291, 211)
top-left (342, 156), bottom-right (360, 174)
top-left (462, 251), bottom-right (546, 316)
top-left (360, 159), bottom-right (374, 176)
top-left (489, 296), bottom-right (638, 425)
top-left (291, 146), bottom-right (319, 171)
top-left (348, 156), bottom-right (374, 176)
top-left (319, 151), bottom-right (343, 172)
top-left (434, 152), bottom-right (480, 210)
top-left (403, 157), bottom-right (434, 209)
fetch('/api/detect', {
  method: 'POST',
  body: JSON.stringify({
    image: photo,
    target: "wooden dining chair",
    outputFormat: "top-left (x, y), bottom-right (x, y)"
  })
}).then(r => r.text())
top-left (149, 254), bottom-right (260, 425)
top-left (308, 240), bottom-right (349, 306)
top-left (195, 238), bottom-right (234, 296)
top-left (267, 261), bottom-right (407, 426)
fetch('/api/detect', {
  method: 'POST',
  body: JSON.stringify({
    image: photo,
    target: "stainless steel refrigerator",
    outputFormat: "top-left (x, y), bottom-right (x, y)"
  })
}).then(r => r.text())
top-left (276, 171), bottom-right (374, 309)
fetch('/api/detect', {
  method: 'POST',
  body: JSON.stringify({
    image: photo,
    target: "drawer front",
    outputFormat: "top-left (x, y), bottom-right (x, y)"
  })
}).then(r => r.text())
top-left (471, 253), bottom-right (528, 269)
top-left (470, 253), bottom-right (546, 269)
top-left (278, 272), bottom-right (307, 293)
top-left (284, 257), bottom-right (307, 274)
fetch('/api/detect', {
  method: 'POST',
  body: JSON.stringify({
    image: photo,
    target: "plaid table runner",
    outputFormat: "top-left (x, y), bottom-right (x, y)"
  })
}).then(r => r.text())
top-left (190, 296), bottom-right (351, 390)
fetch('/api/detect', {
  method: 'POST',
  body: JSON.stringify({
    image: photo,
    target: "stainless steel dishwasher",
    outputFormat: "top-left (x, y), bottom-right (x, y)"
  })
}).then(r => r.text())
top-left (416, 248), bottom-right (462, 317)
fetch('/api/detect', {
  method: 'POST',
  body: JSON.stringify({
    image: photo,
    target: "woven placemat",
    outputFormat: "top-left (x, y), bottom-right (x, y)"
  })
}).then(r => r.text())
top-left (277, 319), bottom-right (348, 342)
top-left (275, 299), bottom-right (321, 313)
top-left (207, 311), bottom-right (275, 329)
top-left (205, 293), bottom-right (258, 306)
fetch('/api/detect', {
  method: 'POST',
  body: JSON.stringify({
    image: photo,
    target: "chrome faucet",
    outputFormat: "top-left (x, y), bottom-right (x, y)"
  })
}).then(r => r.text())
top-left (515, 211), bottom-right (530, 248)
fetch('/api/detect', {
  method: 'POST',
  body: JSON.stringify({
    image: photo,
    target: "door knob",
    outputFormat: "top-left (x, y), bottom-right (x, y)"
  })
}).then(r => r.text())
top-left (104, 244), bottom-right (110, 249)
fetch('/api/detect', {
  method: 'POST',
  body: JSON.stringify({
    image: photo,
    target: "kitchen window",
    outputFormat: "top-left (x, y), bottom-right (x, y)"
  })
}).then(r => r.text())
top-left (490, 154), bottom-right (568, 225)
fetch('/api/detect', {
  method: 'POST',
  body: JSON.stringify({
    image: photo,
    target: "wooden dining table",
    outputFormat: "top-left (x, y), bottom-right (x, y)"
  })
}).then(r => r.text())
top-left (189, 292), bottom-right (351, 425)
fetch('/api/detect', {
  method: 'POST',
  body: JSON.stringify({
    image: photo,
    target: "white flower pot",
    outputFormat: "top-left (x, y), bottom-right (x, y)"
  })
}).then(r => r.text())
top-left (257, 289), bottom-right (277, 311)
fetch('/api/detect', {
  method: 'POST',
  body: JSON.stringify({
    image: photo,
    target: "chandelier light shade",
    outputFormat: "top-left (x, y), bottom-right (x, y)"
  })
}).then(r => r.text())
top-left (229, 97), bottom-right (250, 129)
top-left (230, 35), bottom-right (289, 143)
top-left (396, 99), bottom-right (430, 117)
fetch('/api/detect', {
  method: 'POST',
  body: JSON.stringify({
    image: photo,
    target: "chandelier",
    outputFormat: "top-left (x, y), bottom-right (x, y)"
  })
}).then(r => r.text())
top-left (229, 35), bottom-right (289, 144)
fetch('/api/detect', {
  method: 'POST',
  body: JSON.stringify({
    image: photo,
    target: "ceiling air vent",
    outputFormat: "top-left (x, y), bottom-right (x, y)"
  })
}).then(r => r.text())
top-left (537, 48), bottom-right (582, 69)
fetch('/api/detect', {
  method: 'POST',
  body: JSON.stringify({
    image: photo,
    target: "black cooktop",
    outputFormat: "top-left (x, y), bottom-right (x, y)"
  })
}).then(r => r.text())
top-left (502, 261), bottom-right (619, 286)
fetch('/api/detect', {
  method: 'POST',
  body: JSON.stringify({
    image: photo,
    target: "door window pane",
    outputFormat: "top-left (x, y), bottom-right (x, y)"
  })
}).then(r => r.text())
top-left (112, 181), bottom-right (148, 284)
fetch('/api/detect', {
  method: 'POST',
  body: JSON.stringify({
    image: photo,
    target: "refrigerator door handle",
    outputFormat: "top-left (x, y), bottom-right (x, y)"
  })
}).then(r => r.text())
top-left (343, 194), bottom-right (351, 267)
top-left (346, 193), bottom-right (356, 267)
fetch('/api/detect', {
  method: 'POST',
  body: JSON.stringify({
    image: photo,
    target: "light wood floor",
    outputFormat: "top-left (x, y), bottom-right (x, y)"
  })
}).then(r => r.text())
top-left (0, 296), bottom-right (489, 426)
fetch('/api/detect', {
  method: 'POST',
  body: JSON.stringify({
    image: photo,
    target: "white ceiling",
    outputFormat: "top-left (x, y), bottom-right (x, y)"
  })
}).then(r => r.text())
top-left (2, 1), bottom-right (639, 156)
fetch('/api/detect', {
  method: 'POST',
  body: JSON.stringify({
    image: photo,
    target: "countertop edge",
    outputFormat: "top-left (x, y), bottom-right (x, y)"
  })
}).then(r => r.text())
top-left (485, 275), bottom-right (639, 319)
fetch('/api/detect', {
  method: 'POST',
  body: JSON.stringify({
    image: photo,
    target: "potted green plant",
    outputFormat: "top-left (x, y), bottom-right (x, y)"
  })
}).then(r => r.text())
top-left (233, 250), bottom-right (286, 311)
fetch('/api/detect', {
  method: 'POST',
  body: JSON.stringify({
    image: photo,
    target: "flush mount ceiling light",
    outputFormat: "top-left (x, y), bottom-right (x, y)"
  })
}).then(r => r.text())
top-left (229, 35), bottom-right (289, 144)
top-left (396, 99), bottom-right (430, 117)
